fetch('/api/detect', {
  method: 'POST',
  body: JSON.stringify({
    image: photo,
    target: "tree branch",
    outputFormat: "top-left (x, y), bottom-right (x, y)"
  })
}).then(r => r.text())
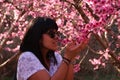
top-left (86, 3), bottom-right (100, 21)
top-left (62, 0), bottom-right (90, 23)
top-left (87, 45), bottom-right (100, 54)
top-left (0, 2), bottom-right (34, 69)
top-left (0, 52), bottom-right (20, 69)
top-left (93, 33), bottom-right (120, 65)
top-left (79, 47), bottom-right (89, 65)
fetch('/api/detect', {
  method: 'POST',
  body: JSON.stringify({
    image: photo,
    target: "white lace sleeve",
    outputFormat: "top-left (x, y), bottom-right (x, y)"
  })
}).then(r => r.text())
top-left (55, 52), bottom-right (63, 67)
top-left (17, 51), bottom-right (45, 80)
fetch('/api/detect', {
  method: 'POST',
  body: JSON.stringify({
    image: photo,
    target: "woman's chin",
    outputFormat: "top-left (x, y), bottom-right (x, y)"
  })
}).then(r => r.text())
top-left (51, 47), bottom-right (58, 51)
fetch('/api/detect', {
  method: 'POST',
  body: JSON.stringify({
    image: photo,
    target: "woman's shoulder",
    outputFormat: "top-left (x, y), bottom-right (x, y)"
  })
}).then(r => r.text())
top-left (20, 51), bottom-right (34, 56)
top-left (54, 52), bottom-right (62, 57)
top-left (18, 51), bottom-right (45, 70)
top-left (54, 51), bottom-right (63, 63)
top-left (17, 51), bottom-right (45, 80)
top-left (18, 51), bottom-right (39, 61)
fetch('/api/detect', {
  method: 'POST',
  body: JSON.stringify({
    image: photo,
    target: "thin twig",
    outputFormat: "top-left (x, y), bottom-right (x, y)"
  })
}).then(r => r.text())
top-left (79, 46), bottom-right (89, 65)
top-left (87, 45), bottom-right (100, 54)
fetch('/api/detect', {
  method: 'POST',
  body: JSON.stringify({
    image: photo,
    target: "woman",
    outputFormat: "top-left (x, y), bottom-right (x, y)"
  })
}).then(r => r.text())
top-left (17, 17), bottom-right (88, 80)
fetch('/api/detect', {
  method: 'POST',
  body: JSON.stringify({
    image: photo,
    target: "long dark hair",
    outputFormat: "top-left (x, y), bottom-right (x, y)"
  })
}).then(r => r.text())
top-left (20, 17), bottom-right (58, 70)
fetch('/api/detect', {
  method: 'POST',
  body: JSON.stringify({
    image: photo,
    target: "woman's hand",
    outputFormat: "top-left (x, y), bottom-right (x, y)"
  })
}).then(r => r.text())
top-left (64, 38), bottom-right (89, 60)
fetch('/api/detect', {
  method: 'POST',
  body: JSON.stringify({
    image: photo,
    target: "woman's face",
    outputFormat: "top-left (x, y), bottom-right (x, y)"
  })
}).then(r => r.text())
top-left (41, 30), bottom-right (58, 51)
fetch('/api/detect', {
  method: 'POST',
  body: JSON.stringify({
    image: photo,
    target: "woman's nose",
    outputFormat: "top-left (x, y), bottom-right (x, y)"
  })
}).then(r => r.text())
top-left (54, 34), bottom-right (59, 40)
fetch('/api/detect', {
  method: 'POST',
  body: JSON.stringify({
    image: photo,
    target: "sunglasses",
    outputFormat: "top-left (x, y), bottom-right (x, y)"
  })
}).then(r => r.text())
top-left (46, 30), bottom-right (59, 38)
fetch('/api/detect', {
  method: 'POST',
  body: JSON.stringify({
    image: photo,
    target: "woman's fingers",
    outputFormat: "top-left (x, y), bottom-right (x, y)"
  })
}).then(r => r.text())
top-left (72, 38), bottom-right (89, 53)
top-left (64, 38), bottom-right (89, 59)
top-left (66, 41), bottom-right (76, 50)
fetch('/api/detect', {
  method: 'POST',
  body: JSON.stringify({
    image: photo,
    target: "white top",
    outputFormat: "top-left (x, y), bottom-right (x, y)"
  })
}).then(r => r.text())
top-left (17, 51), bottom-right (62, 80)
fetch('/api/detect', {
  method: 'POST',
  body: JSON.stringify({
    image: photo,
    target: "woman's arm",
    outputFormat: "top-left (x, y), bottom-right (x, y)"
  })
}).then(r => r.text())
top-left (28, 60), bottom-right (74, 80)
top-left (65, 64), bottom-right (74, 80)
top-left (28, 39), bottom-right (88, 80)
top-left (28, 60), bottom-right (69, 80)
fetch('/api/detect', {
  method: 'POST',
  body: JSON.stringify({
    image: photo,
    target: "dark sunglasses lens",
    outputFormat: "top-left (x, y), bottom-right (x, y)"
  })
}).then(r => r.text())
top-left (50, 33), bottom-right (55, 38)
top-left (48, 31), bottom-right (55, 38)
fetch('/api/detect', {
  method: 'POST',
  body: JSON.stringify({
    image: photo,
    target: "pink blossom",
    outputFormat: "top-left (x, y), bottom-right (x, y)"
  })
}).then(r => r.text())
top-left (0, 0), bottom-right (3, 2)
top-left (12, 46), bottom-right (20, 52)
top-left (103, 49), bottom-right (110, 60)
top-left (75, 55), bottom-right (80, 60)
top-left (118, 56), bottom-right (120, 60)
top-left (89, 58), bottom-right (101, 65)
top-left (5, 47), bottom-right (11, 52)
top-left (117, 35), bottom-right (120, 39)
top-left (73, 64), bottom-right (80, 73)
top-left (11, 32), bottom-right (17, 38)
top-left (6, 41), bottom-right (14, 45)
top-left (56, 19), bottom-right (62, 26)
